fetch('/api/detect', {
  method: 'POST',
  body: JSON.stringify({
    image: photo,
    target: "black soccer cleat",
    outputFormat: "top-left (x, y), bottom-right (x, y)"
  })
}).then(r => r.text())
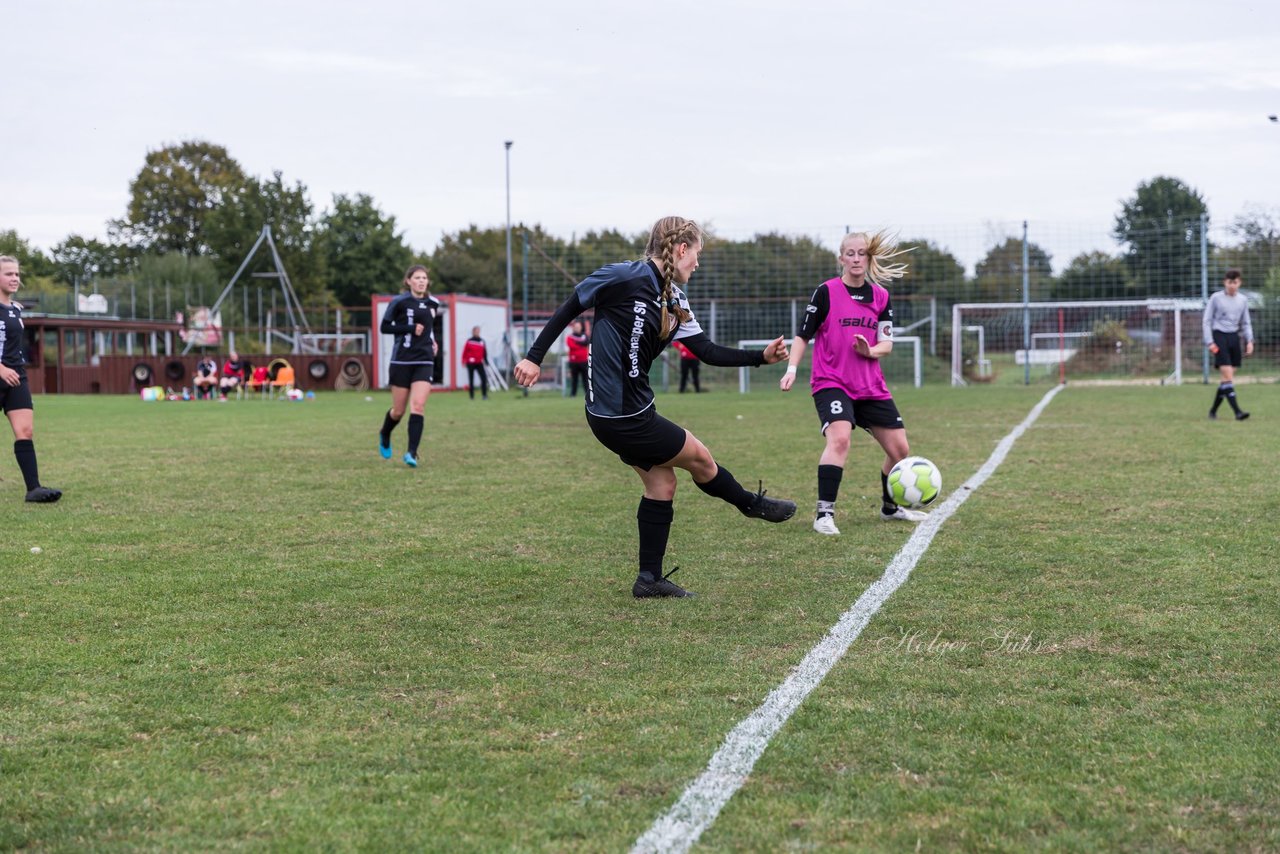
top-left (632, 566), bottom-right (694, 598)
top-left (1208, 410), bottom-right (1218, 420)
top-left (25, 486), bottom-right (62, 503)
top-left (1236, 411), bottom-right (1250, 421)
top-left (743, 481), bottom-right (797, 523)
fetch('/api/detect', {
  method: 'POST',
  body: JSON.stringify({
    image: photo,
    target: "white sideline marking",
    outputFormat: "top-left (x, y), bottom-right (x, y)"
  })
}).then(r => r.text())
top-left (632, 384), bottom-right (1065, 854)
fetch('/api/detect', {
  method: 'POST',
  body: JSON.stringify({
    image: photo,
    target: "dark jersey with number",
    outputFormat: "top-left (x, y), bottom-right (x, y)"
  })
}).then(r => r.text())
top-left (575, 260), bottom-right (703, 418)
top-left (381, 292), bottom-right (440, 365)
top-left (0, 300), bottom-right (27, 368)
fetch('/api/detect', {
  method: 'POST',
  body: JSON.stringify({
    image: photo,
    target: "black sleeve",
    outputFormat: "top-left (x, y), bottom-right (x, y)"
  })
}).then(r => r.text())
top-left (795, 286), bottom-right (829, 341)
top-left (678, 332), bottom-right (766, 367)
top-left (380, 298), bottom-right (414, 335)
top-left (525, 292), bottom-right (586, 365)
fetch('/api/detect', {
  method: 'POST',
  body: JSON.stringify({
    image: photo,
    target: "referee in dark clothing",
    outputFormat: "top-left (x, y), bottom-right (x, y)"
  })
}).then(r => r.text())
top-left (515, 217), bottom-right (795, 599)
top-left (1204, 268), bottom-right (1254, 421)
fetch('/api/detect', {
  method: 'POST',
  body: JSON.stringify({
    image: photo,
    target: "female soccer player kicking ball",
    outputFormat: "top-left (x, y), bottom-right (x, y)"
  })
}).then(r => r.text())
top-left (779, 231), bottom-right (923, 535)
top-left (515, 216), bottom-right (796, 598)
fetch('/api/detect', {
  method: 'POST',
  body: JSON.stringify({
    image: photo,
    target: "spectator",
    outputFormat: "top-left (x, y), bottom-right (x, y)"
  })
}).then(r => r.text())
top-left (673, 338), bottom-right (702, 393)
top-left (461, 326), bottom-right (490, 400)
top-left (220, 351), bottom-right (247, 400)
top-left (565, 319), bottom-right (590, 397)
top-left (193, 356), bottom-right (218, 400)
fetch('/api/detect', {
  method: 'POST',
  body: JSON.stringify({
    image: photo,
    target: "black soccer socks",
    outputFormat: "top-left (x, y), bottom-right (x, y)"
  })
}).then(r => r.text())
top-left (694, 464), bottom-right (753, 513)
top-left (817, 464), bottom-right (843, 518)
top-left (13, 439), bottom-right (39, 492)
top-left (636, 497), bottom-right (674, 582)
top-left (380, 410), bottom-right (400, 443)
top-left (407, 414), bottom-right (424, 457)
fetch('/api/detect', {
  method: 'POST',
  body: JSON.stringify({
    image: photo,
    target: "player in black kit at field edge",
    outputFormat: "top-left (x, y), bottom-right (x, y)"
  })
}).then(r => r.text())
top-left (515, 217), bottom-right (796, 599)
top-left (378, 265), bottom-right (439, 467)
top-left (0, 256), bottom-right (60, 502)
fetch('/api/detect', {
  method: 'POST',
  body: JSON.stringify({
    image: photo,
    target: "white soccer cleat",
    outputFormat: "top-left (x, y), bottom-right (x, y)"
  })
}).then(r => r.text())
top-left (881, 506), bottom-right (929, 523)
top-left (813, 515), bottom-right (840, 536)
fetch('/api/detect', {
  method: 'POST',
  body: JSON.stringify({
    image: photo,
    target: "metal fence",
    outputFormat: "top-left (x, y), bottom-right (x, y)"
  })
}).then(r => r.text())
top-left (47, 216), bottom-right (1279, 386)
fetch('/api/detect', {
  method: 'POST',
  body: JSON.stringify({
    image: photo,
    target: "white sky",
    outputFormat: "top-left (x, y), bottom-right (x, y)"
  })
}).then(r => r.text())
top-left (8, 0), bottom-right (1280, 271)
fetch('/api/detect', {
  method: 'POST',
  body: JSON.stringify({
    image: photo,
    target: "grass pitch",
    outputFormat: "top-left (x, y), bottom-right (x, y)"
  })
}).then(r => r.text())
top-left (2, 381), bottom-right (1276, 851)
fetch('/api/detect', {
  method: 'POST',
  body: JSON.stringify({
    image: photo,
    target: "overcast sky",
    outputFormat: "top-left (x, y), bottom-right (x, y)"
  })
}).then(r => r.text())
top-left (8, 0), bottom-right (1280, 271)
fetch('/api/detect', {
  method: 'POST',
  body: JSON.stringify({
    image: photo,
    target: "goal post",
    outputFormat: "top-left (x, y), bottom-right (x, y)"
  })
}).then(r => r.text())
top-left (736, 337), bottom-right (922, 393)
top-left (950, 299), bottom-right (1199, 386)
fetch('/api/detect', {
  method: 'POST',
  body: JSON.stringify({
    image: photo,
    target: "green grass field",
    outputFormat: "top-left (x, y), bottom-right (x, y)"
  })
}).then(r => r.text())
top-left (2, 381), bottom-right (1277, 851)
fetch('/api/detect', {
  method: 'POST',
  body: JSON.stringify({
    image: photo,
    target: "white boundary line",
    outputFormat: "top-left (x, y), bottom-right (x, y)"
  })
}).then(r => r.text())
top-left (632, 384), bottom-right (1066, 854)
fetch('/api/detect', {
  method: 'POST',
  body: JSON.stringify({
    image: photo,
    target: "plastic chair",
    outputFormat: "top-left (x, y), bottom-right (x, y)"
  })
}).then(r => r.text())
top-left (268, 359), bottom-right (296, 399)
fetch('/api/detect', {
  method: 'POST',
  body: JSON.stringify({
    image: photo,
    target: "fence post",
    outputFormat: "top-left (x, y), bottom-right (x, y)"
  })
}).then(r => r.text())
top-left (1022, 220), bottom-right (1031, 386)
top-left (522, 231), bottom-right (529, 398)
top-left (1200, 212), bottom-right (1209, 383)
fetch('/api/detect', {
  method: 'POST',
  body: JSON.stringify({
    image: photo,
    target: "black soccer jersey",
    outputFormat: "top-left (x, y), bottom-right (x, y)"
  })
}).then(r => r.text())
top-left (0, 300), bottom-right (26, 368)
top-left (574, 260), bottom-right (702, 418)
top-left (381, 292), bottom-right (440, 364)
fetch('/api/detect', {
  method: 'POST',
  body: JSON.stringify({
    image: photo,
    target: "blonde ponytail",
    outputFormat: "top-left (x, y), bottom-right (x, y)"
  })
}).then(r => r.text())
top-left (645, 216), bottom-right (700, 334)
top-left (842, 229), bottom-right (911, 282)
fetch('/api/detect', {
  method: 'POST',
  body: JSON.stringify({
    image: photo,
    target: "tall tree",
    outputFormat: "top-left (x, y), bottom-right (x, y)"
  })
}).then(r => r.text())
top-left (433, 224), bottom-right (530, 301)
top-left (51, 234), bottom-right (130, 285)
top-left (116, 140), bottom-right (249, 255)
top-left (1218, 205), bottom-right (1280, 285)
top-left (1052, 251), bottom-right (1132, 300)
top-left (894, 238), bottom-right (966, 297)
top-left (0, 229), bottom-right (63, 301)
top-left (696, 232), bottom-right (835, 302)
top-left (973, 237), bottom-right (1054, 302)
top-left (0, 229), bottom-right (56, 277)
top-left (204, 170), bottom-right (324, 300)
top-left (316, 193), bottom-right (415, 308)
top-left (1112, 176), bottom-right (1208, 297)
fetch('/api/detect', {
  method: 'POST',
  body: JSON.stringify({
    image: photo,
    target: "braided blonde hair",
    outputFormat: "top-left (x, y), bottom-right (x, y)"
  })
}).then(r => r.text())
top-left (644, 216), bottom-right (700, 334)
top-left (841, 230), bottom-right (911, 282)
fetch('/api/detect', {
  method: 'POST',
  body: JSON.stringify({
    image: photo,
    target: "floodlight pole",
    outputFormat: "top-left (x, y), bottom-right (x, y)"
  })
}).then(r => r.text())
top-left (522, 230), bottom-right (529, 398)
top-left (504, 141), bottom-right (514, 373)
top-left (1022, 220), bottom-right (1031, 386)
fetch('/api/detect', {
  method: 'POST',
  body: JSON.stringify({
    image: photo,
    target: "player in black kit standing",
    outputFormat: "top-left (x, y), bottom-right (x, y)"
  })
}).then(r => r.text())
top-left (0, 256), bottom-right (60, 502)
top-left (515, 217), bottom-right (796, 598)
top-left (378, 265), bottom-right (439, 467)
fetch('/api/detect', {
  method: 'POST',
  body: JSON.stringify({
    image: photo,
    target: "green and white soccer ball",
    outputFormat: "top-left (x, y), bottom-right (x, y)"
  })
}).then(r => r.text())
top-left (887, 456), bottom-right (941, 508)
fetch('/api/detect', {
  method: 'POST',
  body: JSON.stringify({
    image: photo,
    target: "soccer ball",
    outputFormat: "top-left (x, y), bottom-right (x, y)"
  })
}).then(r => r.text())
top-left (887, 456), bottom-right (941, 508)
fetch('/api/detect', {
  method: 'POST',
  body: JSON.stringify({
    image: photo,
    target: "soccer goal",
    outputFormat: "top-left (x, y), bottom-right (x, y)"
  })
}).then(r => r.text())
top-left (736, 337), bottom-right (923, 393)
top-left (950, 299), bottom-right (1200, 386)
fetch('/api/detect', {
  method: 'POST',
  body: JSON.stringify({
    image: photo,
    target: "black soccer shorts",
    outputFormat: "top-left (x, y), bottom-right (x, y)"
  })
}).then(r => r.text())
top-left (812, 387), bottom-right (903, 435)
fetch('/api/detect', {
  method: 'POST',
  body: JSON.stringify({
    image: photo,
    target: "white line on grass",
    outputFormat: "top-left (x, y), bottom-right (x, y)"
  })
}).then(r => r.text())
top-left (632, 384), bottom-right (1065, 854)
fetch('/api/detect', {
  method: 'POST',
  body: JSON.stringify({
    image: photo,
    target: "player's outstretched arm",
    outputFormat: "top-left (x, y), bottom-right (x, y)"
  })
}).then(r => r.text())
top-left (761, 336), bottom-right (789, 363)
top-left (780, 336), bottom-right (808, 391)
top-left (517, 292), bottom-right (586, 387)
top-left (679, 333), bottom-right (786, 368)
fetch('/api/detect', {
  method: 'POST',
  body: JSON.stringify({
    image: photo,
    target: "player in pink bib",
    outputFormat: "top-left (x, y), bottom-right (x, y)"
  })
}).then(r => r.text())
top-left (779, 230), bottom-right (926, 534)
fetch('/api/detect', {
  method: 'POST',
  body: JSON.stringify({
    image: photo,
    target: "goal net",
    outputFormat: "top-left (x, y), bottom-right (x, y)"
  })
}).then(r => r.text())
top-left (951, 299), bottom-right (1203, 386)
